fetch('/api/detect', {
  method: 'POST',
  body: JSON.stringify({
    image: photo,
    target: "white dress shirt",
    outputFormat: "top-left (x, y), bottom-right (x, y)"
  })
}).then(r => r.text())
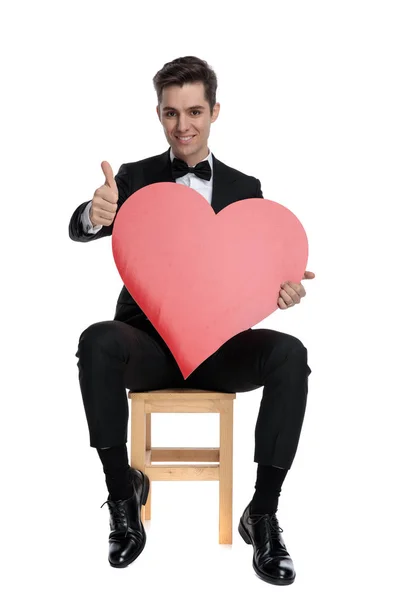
top-left (81, 148), bottom-right (214, 234)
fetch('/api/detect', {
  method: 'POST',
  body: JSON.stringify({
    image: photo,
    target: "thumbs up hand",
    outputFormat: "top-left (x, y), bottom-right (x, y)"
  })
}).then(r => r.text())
top-left (89, 161), bottom-right (119, 226)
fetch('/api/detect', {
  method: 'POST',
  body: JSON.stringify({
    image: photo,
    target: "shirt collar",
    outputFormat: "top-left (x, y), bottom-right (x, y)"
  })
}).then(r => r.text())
top-left (170, 147), bottom-right (213, 171)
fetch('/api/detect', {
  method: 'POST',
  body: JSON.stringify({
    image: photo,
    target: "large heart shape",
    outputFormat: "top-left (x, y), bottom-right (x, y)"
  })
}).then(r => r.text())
top-left (112, 182), bottom-right (308, 379)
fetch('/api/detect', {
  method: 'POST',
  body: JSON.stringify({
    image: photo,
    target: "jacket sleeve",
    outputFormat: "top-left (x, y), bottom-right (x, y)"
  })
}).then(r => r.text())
top-left (81, 200), bottom-right (103, 234)
top-left (68, 163), bottom-right (132, 242)
top-left (254, 178), bottom-right (264, 199)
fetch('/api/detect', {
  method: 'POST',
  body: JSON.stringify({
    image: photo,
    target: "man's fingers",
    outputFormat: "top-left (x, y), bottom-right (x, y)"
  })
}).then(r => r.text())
top-left (92, 209), bottom-right (116, 225)
top-left (93, 199), bottom-right (118, 213)
top-left (101, 161), bottom-right (118, 193)
top-left (278, 298), bottom-right (289, 309)
top-left (280, 285), bottom-right (299, 303)
top-left (280, 290), bottom-right (293, 304)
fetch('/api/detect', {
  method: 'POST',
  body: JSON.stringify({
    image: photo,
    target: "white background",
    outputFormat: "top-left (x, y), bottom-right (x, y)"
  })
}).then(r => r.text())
top-left (1, 0), bottom-right (399, 598)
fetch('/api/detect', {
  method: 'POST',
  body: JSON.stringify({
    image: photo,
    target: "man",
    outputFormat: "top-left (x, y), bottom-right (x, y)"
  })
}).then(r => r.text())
top-left (69, 56), bottom-right (314, 585)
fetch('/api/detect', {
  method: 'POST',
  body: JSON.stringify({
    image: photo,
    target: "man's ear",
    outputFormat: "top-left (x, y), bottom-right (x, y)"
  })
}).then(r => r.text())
top-left (156, 105), bottom-right (161, 121)
top-left (211, 102), bottom-right (220, 123)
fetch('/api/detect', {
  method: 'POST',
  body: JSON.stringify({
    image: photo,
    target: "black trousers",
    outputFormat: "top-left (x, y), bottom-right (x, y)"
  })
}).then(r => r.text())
top-left (75, 321), bottom-right (311, 470)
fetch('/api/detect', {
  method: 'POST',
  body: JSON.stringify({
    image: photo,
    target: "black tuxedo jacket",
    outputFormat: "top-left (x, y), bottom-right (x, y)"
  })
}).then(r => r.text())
top-left (69, 148), bottom-right (264, 344)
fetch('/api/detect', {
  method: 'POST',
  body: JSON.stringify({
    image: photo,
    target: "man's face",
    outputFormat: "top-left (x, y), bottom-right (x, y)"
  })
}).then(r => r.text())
top-left (156, 82), bottom-right (220, 166)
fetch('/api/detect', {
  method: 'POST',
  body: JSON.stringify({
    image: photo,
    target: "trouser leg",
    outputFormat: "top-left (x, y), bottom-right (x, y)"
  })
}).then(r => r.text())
top-left (184, 327), bottom-right (312, 469)
top-left (75, 320), bottom-right (184, 448)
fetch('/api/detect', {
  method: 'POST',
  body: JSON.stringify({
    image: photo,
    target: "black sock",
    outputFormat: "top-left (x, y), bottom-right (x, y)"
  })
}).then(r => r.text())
top-left (250, 464), bottom-right (289, 515)
top-left (96, 444), bottom-right (133, 501)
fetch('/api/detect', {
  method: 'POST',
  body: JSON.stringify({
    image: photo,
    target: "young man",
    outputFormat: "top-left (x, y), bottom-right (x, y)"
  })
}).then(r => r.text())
top-left (69, 56), bottom-right (313, 585)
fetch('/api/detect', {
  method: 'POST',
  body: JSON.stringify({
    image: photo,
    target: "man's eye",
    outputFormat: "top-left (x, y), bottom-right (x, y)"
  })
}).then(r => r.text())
top-left (166, 110), bottom-right (201, 117)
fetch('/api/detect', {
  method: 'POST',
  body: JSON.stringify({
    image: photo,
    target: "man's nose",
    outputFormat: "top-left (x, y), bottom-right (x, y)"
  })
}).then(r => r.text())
top-left (177, 117), bottom-right (190, 132)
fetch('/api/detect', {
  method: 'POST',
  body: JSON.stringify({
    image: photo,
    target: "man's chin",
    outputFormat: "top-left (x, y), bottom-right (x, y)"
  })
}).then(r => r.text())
top-left (172, 141), bottom-right (197, 151)
top-left (172, 145), bottom-right (198, 159)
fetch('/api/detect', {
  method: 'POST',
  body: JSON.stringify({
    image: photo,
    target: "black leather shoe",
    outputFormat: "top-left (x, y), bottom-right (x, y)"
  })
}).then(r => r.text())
top-left (238, 501), bottom-right (296, 585)
top-left (100, 467), bottom-right (150, 568)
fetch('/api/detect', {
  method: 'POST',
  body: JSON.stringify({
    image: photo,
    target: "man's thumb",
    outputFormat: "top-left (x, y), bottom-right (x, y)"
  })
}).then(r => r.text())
top-left (101, 161), bottom-right (117, 191)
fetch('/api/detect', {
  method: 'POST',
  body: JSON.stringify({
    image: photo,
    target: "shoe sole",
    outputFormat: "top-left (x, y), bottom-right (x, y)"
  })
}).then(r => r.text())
top-left (238, 519), bottom-right (295, 586)
top-left (109, 471), bottom-right (151, 569)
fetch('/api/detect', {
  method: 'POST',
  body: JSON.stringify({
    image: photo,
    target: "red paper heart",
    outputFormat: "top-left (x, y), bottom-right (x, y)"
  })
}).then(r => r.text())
top-left (112, 182), bottom-right (308, 378)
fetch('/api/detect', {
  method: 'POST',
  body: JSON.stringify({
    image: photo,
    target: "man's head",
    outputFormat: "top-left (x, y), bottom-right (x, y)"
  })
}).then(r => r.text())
top-left (153, 56), bottom-right (220, 166)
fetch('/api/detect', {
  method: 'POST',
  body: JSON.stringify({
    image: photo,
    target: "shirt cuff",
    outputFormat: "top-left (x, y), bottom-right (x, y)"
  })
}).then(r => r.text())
top-left (81, 201), bottom-right (103, 234)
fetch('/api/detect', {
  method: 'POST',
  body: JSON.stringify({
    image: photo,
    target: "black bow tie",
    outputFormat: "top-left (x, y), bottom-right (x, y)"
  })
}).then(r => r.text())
top-left (171, 157), bottom-right (212, 181)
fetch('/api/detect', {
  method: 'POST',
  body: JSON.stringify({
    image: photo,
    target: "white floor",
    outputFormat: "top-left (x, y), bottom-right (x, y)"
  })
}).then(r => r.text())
top-left (6, 439), bottom-right (398, 600)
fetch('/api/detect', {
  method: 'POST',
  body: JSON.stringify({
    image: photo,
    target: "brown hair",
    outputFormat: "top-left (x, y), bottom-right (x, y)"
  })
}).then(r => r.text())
top-left (153, 56), bottom-right (218, 113)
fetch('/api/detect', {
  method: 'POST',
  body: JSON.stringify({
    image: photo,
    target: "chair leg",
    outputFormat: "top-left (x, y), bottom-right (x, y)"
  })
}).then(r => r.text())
top-left (130, 396), bottom-right (147, 523)
top-left (145, 413), bottom-right (151, 520)
top-left (219, 399), bottom-right (234, 544)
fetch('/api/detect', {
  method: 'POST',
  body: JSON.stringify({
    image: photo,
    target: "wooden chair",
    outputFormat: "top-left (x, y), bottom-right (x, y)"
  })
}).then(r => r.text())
top-left (129, 388), bottom-right (235, 544)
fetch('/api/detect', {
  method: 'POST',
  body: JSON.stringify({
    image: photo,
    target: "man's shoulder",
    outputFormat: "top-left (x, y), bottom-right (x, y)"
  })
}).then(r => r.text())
top-left (213, 155), bottom-right (260, 184)
top-left (121, 150), bottom-right (169, 171)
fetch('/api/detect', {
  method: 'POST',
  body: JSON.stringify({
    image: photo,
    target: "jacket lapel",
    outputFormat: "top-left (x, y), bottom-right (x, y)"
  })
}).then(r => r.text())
top-left (142, 149), bottom-right (175, 186)
top-left (142, 148), bottom-right (239, 214)
top-left (209, 154), bottom-right (239, 214)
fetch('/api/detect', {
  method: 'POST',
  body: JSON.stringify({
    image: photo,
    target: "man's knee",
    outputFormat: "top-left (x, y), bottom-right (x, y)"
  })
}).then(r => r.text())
top-left (287, 334), bottom-right (309, 355)
top-left (75, 321), bottom-right (118, 358)
top-left (271, 332), bottom-right (306, 355)
top-left (285, 335), bottom-right (311, 374)
top-left (275, 333), bottom-right (311, 373)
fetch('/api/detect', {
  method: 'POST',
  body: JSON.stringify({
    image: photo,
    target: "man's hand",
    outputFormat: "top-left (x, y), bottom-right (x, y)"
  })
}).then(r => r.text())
top-left (278, 271), bottom-right (315, 310)
top-left (90, 161), bottom-right (119, 227)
